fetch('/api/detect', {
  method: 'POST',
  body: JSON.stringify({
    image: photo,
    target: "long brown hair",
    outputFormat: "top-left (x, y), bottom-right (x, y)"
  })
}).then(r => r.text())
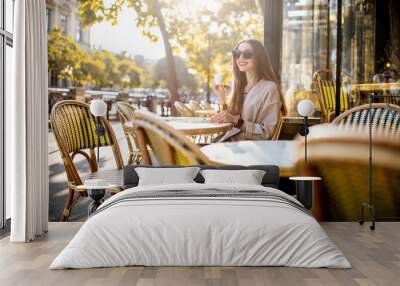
top-left (228, 39), bottom-right (287, 116)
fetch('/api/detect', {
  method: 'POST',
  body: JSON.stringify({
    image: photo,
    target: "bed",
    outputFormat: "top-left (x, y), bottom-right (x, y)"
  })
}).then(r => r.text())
top-left (50, 165), bottom-right (350, 269)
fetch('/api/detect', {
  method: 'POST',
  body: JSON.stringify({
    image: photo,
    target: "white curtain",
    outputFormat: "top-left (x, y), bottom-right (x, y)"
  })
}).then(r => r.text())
top-left (9, 0), bottom-right (49, 242)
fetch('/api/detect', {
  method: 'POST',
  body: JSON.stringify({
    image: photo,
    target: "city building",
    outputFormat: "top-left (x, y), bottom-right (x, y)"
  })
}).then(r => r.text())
top-left (46, 0), bottom-right (91, 49)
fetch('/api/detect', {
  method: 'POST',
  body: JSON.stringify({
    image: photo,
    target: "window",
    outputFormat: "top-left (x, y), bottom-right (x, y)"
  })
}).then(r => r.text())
top-left (1, 0), bottom-right (14, 229)
top-left (46, 8), bottom-right (52, 33)
top-left (281, 0), bottom-right (331, 115)
top-left (280, 0), bottom-right (398, 116)
top-left (60, 14), bottom-right (68, 34)
top-left (5, 0), bottom-right (14, 33)
top-left (76, 19), bottom-right (82, 42)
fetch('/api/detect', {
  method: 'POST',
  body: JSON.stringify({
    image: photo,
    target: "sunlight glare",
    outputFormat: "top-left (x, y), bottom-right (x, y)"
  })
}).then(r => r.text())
top-left (177, 0), bottom-right (222, 14)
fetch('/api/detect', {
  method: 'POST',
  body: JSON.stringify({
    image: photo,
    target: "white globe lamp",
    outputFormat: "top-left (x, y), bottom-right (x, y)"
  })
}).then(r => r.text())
top-left (90, 99), bottom-right (107, 117)
top-left (297, 99), bottom-right (315, 117)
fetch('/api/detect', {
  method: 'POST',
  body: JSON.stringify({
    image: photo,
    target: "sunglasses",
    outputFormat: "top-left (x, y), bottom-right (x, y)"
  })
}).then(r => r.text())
top-left (232, 49), bottom-right (254, 60)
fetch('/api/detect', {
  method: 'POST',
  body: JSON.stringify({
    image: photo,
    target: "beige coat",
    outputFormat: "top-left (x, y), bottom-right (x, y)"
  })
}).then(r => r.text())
top-left (236, 79), bottom-right (282, 140)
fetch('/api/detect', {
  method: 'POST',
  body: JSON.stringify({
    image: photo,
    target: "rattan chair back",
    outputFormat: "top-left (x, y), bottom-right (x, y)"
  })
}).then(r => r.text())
top-left (189, 100), bottom-right (202, 112)
top-left (201, 101), bottom-right (213, 110)
top-left (313, 70), bottom-right (351, 122)
top-left (132, 110), bottom-right (217, 166)
top-left (332, 103), bottom-right (400, 138)
top-left (174, 101), bottom-right (194, 117)
top-left (297, 131), bottom-right (400, 221)
top-left (271, 116), bottom-right (284, 140)
top-left (382, 94), bottom-right (400, 105)
top-left (50, 100), bottom-right (123, 220)
top-left (117, 101), bottom-right (142, 165)
top-left (117, 101), bottom-right (135, 123)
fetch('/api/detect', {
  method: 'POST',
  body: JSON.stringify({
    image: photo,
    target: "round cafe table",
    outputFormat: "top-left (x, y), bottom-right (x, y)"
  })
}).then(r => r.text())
top-left (194, 110), bottom-right (217, 117)
top-left (201, 140), bottom-right (299, 177)
top-left (124, 117), bottom-right (232, 136)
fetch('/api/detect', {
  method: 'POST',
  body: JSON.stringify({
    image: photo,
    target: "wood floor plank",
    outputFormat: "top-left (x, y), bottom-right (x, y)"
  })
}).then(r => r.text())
top-left (0, 222), bottom-right (399, 286)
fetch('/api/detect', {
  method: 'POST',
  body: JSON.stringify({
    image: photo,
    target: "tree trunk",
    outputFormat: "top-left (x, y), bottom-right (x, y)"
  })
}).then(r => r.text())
top-left (152, 0), bottom-right (179, 115)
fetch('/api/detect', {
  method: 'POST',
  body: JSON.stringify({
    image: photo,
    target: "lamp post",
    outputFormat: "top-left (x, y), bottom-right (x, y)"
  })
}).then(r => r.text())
top-left (90, 99), bottom-right (107, 163)
top-left (297, 99), bottom-right (315, 162)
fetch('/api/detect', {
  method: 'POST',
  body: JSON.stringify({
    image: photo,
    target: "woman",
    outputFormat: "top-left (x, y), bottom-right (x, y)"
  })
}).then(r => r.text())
top-left (211, 39), bottom-right (287, 140)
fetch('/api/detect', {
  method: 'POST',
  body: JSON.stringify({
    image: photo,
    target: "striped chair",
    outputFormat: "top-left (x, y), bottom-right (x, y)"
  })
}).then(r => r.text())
top-left (50, 100), bottom-right (123, 221)
top-left (313, 70), bottom-right (351, 122)
top-left (296, 133), bottom-right (400, 221)
top-left (116, 102), bottom-right (142, 165)
top-left (332, 103), bottom-right (400, 138)
top-left (132, 110), bottom-right (219, 166)
top-left (189, 100), bottom-right (202, 112)
top-left (174, 101), bottom-right (194, 117)
top-left (200, 101), bottom-right (213, 111)
top-left (382, 92), bottom-right (400, 105)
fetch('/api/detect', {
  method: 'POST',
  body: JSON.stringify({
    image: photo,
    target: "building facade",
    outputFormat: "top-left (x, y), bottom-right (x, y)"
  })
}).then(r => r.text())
top-left (46, 0), bottom-right (91, 49)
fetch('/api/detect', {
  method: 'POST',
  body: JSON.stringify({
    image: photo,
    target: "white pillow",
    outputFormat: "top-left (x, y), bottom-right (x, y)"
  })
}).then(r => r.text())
top-left (135, 167), bottom-right (200, 186)
top-left (200, 169), bottom-right (266, 185)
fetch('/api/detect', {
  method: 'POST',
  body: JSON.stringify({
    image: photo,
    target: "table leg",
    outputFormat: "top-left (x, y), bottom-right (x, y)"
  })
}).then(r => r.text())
top-left (296, 181), bottom-right (313, 210)
top-left (87, 189), bottom-right (105, 216)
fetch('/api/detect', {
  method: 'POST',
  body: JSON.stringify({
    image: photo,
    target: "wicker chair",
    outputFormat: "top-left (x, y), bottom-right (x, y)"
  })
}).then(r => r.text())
top-left (132, 110), bottom-right (219, 165)
top-left (174, 101), bottom-right (194, 117)
top-left (189, 100), bottom-right (202, 112)
top-left (50, 100), bottom-right (123, 221)
top-left (332, 103), bottom-right (400, 138)
top-left (313, 70), bottom-right (351, 122)
top-left (201, 101), bottom-right (213, 111)
top-left (116, 102), bottom-right (142, 165)
top-left (297, 134), bottom-right (400, 221)
top-left (271, 116), bottom-right (284, 140)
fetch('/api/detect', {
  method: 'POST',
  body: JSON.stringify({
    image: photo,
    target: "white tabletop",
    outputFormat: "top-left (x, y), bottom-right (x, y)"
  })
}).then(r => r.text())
top-left (201, 140), bottom-right (299, 177)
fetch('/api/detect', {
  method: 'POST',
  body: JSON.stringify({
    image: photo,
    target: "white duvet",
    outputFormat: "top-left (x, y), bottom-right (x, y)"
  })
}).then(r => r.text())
top-left (50, 183), bottom-right (350, 269)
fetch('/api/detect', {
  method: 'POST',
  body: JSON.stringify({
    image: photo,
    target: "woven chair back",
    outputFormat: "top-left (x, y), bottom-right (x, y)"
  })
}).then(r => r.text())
top-left (313, 70), bottom-right (350, 122)
top-left (332, 103), bottom-right (400, 138)
top-left (382, 94), bottom-right (400, 105)
top-left (297, 134), bottom-right (400, 221)
top-left (117, 101), bottom-right (135, 123)
top-left (174, 101), bottom-right (194, 117)
top-left (50, 100), bottom-right (123, 184)
top-left (132, 110), bottom-right (215, 166)
top-left (201, 101), bottom-right (213, 110)
top-left (116, 101), bottom-right (143, 165)
top-left (271, 116), bottom-right (283, 140)
top-left (189, 100), bottom-right (202, 111)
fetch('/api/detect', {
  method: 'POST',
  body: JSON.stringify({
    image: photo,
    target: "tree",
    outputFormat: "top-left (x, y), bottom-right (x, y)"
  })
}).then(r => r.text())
top-left (48, 28), bottom-right (87, 86)
top-left (152, 56), bottom-right (198, 92)
top-left (116, 53), bottom-right (142, 88)
top-left (48, 28), bottom-right (142, 88)
top-left (81, 50), bottom-right (142, 89)
top-left (77, 0), bottom-right (179, 111)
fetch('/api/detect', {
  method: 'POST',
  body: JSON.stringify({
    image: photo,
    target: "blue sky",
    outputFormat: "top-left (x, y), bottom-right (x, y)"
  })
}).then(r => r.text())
top-left (91, 6), bottom-right (164, 60)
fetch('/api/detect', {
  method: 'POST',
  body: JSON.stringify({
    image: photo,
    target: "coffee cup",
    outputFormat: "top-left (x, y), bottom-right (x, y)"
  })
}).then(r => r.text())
top-left (214, 74), bottom-right (223, 85)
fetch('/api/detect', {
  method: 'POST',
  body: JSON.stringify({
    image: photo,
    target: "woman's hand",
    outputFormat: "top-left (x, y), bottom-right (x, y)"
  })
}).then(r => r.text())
top-left (213, 84), bottom-right (227, 105)
top-left (210, 111), bottom-right (239, 124)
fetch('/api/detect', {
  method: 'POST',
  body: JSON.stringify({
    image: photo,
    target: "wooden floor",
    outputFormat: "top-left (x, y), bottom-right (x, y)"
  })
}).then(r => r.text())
top-left (0, 222), bottom-right (399, 286)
